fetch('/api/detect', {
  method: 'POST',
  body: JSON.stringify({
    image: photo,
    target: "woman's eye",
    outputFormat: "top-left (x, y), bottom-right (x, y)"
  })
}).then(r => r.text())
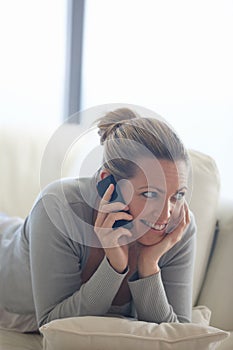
top-left (142, 191), bottom-right (158, 198)
top-left (174, 192), bottom-right (185, 201)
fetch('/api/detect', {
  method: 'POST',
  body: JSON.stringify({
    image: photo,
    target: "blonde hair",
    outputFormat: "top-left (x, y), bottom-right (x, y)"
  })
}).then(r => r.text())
top-left (96, 108), bottom-right (189, 179)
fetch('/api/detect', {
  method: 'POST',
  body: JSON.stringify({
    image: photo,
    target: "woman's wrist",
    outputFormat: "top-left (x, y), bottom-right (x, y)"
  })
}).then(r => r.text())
top-left (138, 261), bottom-right (160, 278)
top-left (106, 257), bottom-right (128, 274)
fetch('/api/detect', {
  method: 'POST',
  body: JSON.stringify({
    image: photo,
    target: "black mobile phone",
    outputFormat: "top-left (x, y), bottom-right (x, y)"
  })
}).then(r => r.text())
top-left (96, 175), bottom-right (133, 229)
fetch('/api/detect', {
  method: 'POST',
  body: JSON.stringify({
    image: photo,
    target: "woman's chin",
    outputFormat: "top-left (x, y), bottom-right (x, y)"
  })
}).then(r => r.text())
top-left (137, 229), bottom-right (166, 246)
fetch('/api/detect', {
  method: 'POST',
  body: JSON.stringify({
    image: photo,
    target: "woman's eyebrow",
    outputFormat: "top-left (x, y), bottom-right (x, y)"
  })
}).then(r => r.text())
top-left (175, 186), bottom-right (188, 194)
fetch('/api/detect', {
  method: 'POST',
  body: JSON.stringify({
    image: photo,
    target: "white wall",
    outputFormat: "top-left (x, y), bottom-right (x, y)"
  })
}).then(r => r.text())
top-left (81, 0), bottom-right (233, 200)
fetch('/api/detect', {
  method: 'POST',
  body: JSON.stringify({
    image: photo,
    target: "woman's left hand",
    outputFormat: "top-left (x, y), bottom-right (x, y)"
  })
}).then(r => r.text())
top-left (137, 201), bottom-right (190, 278)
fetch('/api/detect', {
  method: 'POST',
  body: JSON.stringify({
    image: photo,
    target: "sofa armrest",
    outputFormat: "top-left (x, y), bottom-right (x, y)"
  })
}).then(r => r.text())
top-left (197, 198), bottom-right (233, 331)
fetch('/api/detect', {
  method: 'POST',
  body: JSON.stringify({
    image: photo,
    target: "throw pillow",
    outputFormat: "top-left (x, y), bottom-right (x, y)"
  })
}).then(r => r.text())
top-left (40, 307), bottom-right (229, 350)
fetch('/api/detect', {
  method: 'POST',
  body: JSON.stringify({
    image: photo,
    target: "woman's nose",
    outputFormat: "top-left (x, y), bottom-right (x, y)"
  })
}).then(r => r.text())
top-left (159, 200), bottom-right (173, 222)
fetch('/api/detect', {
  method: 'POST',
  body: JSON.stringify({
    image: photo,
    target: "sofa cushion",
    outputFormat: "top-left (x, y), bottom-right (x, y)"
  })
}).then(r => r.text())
top-left (40, 308), bottom-right (229, 350)
top-left (0, 127), bottom-right (51, 218)
top-left (0, 125), bottom-right (83, 218)
top-left (0, 328), bottom-right (42, 350)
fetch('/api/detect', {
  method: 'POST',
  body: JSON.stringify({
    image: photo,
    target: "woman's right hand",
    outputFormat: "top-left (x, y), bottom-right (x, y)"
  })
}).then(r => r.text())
top-left (94, 183), bottom-right (133, 273)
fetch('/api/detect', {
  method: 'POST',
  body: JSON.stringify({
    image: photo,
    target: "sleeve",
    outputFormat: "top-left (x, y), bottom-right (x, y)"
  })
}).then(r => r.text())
top-left (29, 195), bottom-right (127, 327)
top-left (128, 213), bottom-right (197, 323)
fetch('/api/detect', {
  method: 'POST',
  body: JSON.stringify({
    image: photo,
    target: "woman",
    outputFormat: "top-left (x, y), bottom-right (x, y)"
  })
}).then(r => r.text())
top-left (0, 107), bottom-right (196, 332)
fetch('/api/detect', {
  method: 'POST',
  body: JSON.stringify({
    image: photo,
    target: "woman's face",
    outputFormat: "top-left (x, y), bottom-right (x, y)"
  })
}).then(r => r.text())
top-left (119, 157), bottom-right (188, 246)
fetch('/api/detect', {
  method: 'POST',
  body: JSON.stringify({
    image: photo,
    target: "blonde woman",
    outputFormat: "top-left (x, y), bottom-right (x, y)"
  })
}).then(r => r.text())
top-left (0, 108), bottom-right (196, 332)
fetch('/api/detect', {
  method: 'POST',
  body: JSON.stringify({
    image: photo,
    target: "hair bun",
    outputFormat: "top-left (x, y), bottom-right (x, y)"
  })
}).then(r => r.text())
top-left (96, 108), bottom-right (138, 144)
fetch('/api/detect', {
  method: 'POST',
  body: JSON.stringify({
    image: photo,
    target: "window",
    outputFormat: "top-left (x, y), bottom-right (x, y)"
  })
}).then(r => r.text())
top-left (0, 0), bottom-right (68, 127)
top-left (81, 0), bottom-right (233, 199)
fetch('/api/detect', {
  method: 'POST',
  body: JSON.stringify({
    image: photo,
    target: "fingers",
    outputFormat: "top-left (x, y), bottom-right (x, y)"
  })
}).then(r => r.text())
top-left (177, 201), bottom-right (190, 227)
top-left (162, 202), bottom-right (190, 246)
top-left (96, 226), bottom-right (132, 249)
top-left (96, 183), bottom-right (131, 227)
top-left (100, 202), bottom-right (129, 214)
top-left (170, 202), bottom-right (190, 241)
top-left (99, 183), bottom-right (128, 212)
top-left (95, 183), bottom-right (133, 248)
top-left (95, 210), bottom-right (132, 233)
top-left (101, 183), bottom-right (114, 203)
top-left (184, 200), bottom-right (190, 226)
top-left (103, 212), bottom-right (133, 229)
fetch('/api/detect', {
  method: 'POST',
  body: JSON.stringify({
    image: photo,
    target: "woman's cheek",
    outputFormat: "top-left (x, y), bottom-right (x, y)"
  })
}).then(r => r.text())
top-left (130, 198), bottom-right (162, 223)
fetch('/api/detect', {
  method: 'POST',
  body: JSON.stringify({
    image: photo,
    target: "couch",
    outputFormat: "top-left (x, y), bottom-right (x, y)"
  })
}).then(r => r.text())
top-left (0, 124), bottom-right (232, 350)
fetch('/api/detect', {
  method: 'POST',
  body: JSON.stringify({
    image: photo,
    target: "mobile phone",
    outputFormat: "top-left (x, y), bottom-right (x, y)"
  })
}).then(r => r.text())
top-left (96, 175), bottom-right (133, 229)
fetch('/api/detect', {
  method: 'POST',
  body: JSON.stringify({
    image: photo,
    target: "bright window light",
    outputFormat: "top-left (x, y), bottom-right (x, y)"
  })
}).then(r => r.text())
top-left (0, 0), bottom-right (67, 128)
top-left (82, 0), bottom-right (233, 199)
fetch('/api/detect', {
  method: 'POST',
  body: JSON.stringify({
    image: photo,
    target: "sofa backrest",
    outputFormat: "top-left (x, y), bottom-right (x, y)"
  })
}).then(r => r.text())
top-left (188, 150), bottom-right (220, 304)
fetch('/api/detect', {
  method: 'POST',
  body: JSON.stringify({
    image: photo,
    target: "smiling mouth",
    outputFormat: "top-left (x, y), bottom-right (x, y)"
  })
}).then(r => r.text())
top-left (140, 219), bottom-right (167, 231)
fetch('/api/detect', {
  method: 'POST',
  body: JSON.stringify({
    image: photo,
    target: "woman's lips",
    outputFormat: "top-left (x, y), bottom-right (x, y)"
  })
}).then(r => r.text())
top-left (140, 219), bottom-right (167, 232)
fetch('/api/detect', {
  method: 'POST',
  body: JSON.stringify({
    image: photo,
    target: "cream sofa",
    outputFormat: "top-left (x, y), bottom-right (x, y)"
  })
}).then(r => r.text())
top-left (0, 125), bottom-right (232, 350)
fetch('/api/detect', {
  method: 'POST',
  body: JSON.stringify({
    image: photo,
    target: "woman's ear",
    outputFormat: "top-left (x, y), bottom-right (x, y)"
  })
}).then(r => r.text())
top-left (99, 169), bottom-right (111, 181)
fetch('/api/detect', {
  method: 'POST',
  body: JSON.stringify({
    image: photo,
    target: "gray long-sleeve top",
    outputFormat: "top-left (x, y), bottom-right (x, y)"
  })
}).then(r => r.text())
top-left (0, 177), bottom-right (196, 331)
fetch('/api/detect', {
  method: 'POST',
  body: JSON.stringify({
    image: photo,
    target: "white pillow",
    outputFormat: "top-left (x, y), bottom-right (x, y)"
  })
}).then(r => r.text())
top-left (191, 305), bottom-right (211, 326)
top-left (40, 307), bottom-right (229, 350)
